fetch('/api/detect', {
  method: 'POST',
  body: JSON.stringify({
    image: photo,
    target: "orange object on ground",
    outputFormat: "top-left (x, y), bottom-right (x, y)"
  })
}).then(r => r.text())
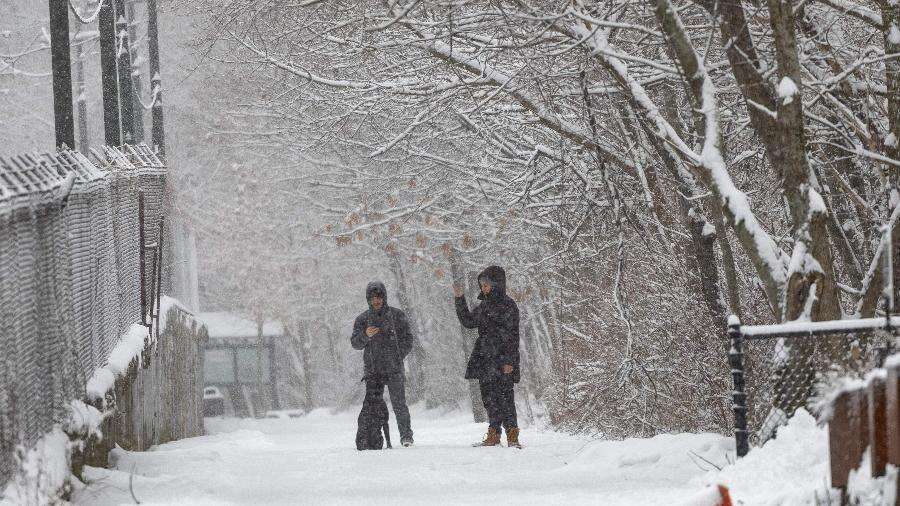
top-left (717, 485), bottom-right (733, 506)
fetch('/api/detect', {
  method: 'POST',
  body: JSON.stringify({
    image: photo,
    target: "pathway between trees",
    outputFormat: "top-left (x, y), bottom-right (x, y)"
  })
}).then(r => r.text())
top-left (72, 406), bottom-right (823, 505)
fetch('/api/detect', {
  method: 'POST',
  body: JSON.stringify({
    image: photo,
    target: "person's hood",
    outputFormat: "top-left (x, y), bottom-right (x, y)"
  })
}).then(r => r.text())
top-left (477, 266), bottom-right (507, 300)
top-left (366, 281), bottom-right (388, 310)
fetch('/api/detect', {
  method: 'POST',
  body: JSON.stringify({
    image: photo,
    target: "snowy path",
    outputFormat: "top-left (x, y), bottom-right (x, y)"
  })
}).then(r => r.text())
top-left (72, 407), bottom-right (827, 505)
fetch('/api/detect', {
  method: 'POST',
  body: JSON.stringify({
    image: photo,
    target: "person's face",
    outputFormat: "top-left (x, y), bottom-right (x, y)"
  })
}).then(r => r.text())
top-left (371, 295), bottom-right (384, 310)
top-left (480, 281), bottom-right (492, 295)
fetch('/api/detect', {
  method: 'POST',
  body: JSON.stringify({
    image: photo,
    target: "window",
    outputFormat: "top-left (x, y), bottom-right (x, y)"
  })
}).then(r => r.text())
top-left (204, 348), bottom-right (235, 384)
top-left (236, 348), bottom-right (271, 384)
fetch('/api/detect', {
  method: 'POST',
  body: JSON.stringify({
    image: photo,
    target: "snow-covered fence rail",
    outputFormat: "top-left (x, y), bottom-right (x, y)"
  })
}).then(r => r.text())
top-left (0, 145), bottom-right (203, 499)
top-left (824, 355), bottom-right (900, 504)
top-left (727, 316), bottom-right (898, 458)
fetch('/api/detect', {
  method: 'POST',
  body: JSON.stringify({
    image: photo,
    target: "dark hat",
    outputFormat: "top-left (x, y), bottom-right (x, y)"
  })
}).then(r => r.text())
top-left (366, 281), bottom-right (387, 301)
top-left (477, 266), bottom-right (506, 298)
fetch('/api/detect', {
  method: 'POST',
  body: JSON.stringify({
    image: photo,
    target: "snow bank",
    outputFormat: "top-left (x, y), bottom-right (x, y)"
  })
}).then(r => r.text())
top-left (85, 324), bottom-right (149, 400)
top-left (0, 399), bottom-right (107, 504)
top-left (565, 431), bottom-right (733, 484)
top-left (848, 450), bottom-right (898, 504)
top-left (0, 428), bottom-right (72, 505)
top-left (703, 409), bottom-right (837, 504)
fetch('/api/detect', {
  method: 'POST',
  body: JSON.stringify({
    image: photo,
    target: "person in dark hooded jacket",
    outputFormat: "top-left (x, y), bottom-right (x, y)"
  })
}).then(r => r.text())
top-left (351, 281), bottom-right (415, 446)
top-left (453, 265), bottom-right (522, 448)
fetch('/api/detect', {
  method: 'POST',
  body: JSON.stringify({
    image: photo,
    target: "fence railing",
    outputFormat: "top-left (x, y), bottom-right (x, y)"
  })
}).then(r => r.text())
top-left (727, 316), bottom-right (898, 458)
top-left (0, 144), bottom-right (200, 492)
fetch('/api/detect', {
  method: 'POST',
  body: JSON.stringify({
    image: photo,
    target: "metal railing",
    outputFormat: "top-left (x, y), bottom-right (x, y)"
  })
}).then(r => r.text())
top-left (728, 316), bottom-right (898, 457)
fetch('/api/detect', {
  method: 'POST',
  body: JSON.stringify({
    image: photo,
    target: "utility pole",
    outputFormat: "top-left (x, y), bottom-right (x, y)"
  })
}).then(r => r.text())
top-left (114, 0), bottom-right (135, 144)
top-left (126, 0), bottom-right (145, 143)
top-left (99, 0), bottom-right (122, 146)
top-left (147, 0), bottom-right (166, 157)
top-left (49, 0), bottom-right (75, 150)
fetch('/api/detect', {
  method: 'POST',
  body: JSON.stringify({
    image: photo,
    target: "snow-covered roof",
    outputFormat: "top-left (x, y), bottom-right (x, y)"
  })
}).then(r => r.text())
top-left (195, 312), bottom-right (285, 339)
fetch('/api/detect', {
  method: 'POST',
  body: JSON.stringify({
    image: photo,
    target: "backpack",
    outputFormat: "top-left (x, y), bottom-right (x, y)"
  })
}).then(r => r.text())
top-left (356, 396), bottom-right (392, 450)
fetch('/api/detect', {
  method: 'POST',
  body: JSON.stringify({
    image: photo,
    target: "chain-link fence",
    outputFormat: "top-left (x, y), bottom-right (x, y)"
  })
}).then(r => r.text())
top-left (0, 145), bottom-right (195, 489)
top-left (728, 317), bottom-right (898, 456)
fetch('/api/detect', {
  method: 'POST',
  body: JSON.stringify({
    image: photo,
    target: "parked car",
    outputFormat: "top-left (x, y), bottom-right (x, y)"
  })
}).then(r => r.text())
top-left (203, 386), bottom-right (225, 417)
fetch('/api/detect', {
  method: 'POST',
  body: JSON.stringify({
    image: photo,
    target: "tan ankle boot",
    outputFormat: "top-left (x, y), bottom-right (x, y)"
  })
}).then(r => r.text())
top-left (475, 427), bottom-right (501, 446)
top-left (506, 427), bottom-right (521, 448)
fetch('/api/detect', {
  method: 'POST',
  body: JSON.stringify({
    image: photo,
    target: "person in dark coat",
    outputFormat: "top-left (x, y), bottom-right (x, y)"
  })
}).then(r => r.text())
top-left (453, 265), bottom-right (522, 448)
top-left (351, 281), bottom-right (415, 446)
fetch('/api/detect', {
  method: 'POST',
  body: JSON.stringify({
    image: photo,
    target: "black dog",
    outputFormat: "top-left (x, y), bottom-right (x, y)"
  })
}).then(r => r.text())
top-left (356, 395), bottom-right (392, 450)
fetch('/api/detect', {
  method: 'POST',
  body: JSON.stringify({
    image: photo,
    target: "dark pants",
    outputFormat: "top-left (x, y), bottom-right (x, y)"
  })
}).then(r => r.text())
top-left (365, 373), bottom-right (413, 440)
top-left (480, 377), bottom-right (517, 433)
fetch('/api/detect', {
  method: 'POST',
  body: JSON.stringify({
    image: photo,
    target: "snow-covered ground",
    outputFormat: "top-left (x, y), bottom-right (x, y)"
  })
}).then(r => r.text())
top-left (72, 406), bottom-right (833, 505)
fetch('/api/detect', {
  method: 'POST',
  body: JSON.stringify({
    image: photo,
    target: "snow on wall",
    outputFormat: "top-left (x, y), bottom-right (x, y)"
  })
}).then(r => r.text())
top-left (158, 295), bottom-right (194, 335)
top-left (85, 324), bottom-right (149, 401)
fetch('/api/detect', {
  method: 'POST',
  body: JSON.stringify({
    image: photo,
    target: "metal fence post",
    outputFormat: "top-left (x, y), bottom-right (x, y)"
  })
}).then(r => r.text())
top-left (728, 317), bottom-right (749, 457)
top-left (137, 191), bottom-right (148, 327)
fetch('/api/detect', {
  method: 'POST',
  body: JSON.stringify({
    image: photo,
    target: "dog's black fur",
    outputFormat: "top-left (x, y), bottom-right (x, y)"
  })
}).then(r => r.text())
top-left (356, 395), bottom-right (392, 450)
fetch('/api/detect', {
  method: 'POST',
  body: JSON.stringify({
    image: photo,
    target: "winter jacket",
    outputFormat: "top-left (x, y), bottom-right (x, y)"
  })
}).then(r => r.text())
top-left (351, 281), bottom-right (414, 379)
top-left (454, 266), bottom-right (521, 383)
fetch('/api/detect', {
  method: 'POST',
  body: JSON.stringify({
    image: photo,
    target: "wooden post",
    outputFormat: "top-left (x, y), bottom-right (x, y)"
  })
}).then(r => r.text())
top-left (852, 388), bottom-right (870, 471)
top-left (868, 376), bottom-right (888, 477)
top-left (829, 388), bottom-right (869, 498)
top-left (886, 363), bottom-right (900, 504)
top-left (829, 391), bottom-right (851, 499)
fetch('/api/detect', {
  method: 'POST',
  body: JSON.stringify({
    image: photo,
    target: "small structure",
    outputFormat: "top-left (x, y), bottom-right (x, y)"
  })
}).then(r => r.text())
top-left (196, 312), bottom-right (285, 418)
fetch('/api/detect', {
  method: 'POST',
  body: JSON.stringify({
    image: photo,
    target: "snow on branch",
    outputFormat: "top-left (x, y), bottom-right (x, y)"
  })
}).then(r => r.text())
top-left (812, 0), bottom-right (885, 29)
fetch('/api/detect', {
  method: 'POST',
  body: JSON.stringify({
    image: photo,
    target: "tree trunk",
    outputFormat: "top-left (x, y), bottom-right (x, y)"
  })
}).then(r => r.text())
top-left (298, 321), bottom-right (314, 411)
top-left (446, 245), bottom-right (487, 423)
top-left (881, 0), bottom-right (900, 310)
top-left (766, 0), bottom-right (842, 323)
top-left (387, 249), bottom-right (427, 405)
